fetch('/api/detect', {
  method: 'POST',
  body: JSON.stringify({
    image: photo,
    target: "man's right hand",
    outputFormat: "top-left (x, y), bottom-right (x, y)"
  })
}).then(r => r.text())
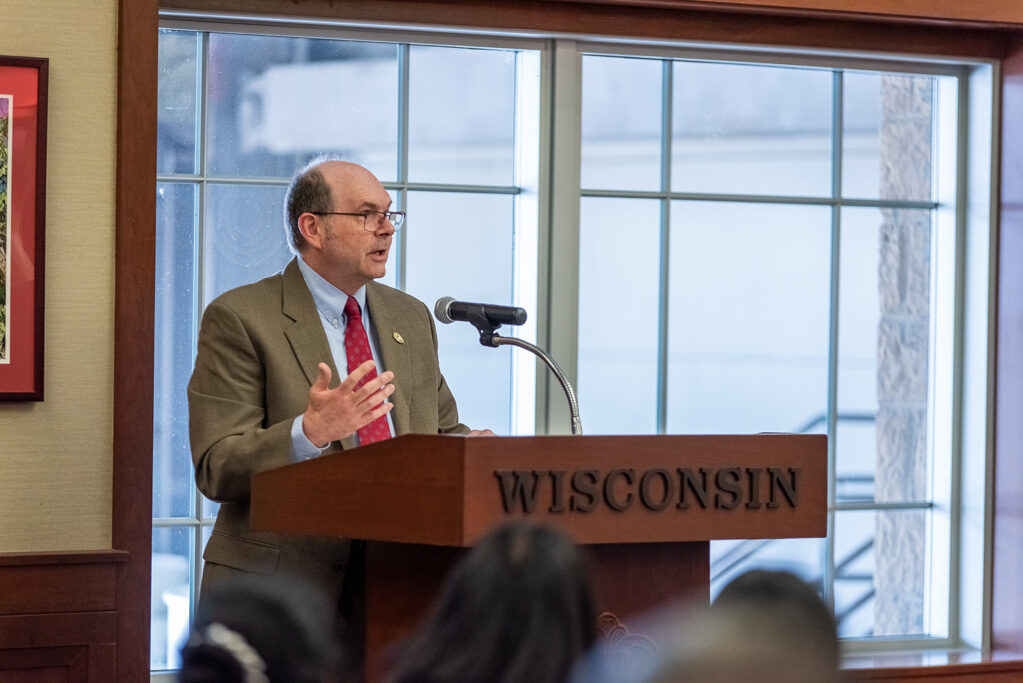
top-left (302, 360), bottom-right (395, 447)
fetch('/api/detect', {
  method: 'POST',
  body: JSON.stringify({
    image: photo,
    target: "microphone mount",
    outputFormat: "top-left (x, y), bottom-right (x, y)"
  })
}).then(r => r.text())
top-left (465, 311), bottom-right (504, 348)
top-left (435, 297), bottom-right (582, 435)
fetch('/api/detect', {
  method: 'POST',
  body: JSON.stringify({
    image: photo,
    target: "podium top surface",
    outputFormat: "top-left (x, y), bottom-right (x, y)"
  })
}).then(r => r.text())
top-left (251, 433), bottom-right (826, 547)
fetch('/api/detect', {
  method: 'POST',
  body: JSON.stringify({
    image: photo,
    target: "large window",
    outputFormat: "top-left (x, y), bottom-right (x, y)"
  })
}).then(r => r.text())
top-left (576, 52), bottom-right (965, 642)
top-left (574, 52), bottom-right (963, 641)
top-left (154, 18), bottom-right (994, 674)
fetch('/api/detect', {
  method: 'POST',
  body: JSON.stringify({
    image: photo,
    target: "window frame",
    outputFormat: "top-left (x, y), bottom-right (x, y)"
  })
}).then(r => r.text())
top-left (152, 13), bottom-right (999, 673)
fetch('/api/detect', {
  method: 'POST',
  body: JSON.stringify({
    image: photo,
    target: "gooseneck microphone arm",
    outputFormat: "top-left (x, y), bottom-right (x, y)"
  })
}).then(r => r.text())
top-left (488, 333), bottom-right (583, 436)
top-left (434, 297), bottom-right (583, 435)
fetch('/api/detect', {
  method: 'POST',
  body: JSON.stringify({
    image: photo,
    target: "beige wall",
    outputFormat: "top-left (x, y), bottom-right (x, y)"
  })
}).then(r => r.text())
top-left (0, 1), bottom-right (118, 551)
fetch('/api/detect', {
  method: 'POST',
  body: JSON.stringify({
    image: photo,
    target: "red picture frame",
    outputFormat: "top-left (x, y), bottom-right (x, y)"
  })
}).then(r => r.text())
top-left (0, 57), bottom-right (47, 401)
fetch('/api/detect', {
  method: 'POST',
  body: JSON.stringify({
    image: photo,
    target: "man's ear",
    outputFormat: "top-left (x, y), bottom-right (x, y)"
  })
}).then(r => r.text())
top-left (298, 212), bottom-right (324, 250)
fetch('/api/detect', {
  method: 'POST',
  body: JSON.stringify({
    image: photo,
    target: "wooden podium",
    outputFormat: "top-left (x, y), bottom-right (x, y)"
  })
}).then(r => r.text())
top-left (251, 434), bottom-right (826, 673)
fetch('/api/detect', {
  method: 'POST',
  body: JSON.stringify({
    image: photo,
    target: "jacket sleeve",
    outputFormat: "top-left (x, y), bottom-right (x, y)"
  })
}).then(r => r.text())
top-left (188, 300), bottom-right (296, 502)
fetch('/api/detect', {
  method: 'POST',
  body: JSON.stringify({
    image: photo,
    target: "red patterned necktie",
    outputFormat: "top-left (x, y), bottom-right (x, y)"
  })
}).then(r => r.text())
top-left (344, 296), bottom-right (392, 445)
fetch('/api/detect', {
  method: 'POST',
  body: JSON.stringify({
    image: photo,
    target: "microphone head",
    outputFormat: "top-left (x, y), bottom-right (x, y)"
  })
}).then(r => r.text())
top-left (434, 296), bottom-right (456, 324)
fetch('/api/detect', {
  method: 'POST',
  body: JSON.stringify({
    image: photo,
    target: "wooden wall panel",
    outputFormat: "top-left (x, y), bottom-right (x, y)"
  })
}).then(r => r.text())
top-left (0, 566), bottom-right (116, 615)
top-left (0, 647), bottom-right (89, 683)
top-left (0, 552), bottom-right (124, 681)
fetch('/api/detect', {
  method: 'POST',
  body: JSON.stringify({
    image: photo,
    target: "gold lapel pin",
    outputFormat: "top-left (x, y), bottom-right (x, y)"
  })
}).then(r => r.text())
top-left (393, 331), bottom-right (405, 344)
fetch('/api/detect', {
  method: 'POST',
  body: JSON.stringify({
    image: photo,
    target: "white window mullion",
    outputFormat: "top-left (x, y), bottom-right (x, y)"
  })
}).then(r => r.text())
top-left (511, 49), bottom-right (542, 436)
top-left (542, 39), bottom-right (583, 435)
top-left (656, 59), bottom-right (672, 435)
top-left (396, 43), bottom-right (411, 292)
top-left (825, 68), bottom-right (844, 619)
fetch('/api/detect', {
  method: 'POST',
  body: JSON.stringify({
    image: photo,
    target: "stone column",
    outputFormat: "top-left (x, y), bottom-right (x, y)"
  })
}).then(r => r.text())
top-left (873, 74), bottom-right (932, 636)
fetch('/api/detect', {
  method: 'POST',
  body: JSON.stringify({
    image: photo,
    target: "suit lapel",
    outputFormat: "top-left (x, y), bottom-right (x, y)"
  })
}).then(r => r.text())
top-left (367, 283), bottom-right (412, 435)
top-left (281, 259), bottom-right (341, 389)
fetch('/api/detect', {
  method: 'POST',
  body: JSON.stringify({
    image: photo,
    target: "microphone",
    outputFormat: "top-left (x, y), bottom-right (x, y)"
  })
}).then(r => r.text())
top-left (434, 297), bottom-right (527, 327)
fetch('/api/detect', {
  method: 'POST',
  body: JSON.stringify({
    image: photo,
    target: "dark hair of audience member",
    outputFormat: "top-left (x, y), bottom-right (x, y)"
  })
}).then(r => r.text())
top-left (179, 572), bottom-right (336, 683)
top-left (388, 522), bottom-right (597, 683)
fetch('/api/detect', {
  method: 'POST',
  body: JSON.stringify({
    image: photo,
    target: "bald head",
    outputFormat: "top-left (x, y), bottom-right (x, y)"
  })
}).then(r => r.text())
top-left (317, 161), bottom-right (384, 212)
top-left (284, 159), bottom-right (381, 254)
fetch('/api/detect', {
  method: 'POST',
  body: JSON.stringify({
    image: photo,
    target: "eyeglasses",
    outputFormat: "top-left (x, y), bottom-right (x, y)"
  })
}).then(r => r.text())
top-left (310, 210), bottom-right (406, 231)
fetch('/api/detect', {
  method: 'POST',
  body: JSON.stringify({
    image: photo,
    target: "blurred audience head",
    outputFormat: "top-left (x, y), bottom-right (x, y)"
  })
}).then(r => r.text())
top-left (388, 521), bottom-right (597, 683)
top-left (647, 569), bottom-right (840, 683)
top-left (179, 573), bottom-right (336, 683)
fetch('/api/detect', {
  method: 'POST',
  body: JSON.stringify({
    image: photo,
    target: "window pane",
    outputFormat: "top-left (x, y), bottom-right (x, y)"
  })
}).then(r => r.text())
top-left (710, 537), bottom-right (824, 599)
top-left (672, 61), bottom-right (832, 197)
top-left (577, 197), bottom-right (660, 434)
top-left (151, 526), bottom-right (193, 671)
top-left (408, 46), bottom-right (516, 186)
top-left (154, 183), bottom-right (197, 519)
top-left (199, 524), bottom-right (213, 590)
top-left (403, 191), bottom-right (514, 433)
top-left (581, 55), bottom-right (662, 191)
top-left (834, 509), bottom-right (931, 639)
top-left (158, 30), bottom-right (199, 175)
top-left (843, 72), bottom-right (934, 201)
top-left (837, 207), bottom-right (932, 504)
top-left (836, 207), bottom-right (880, 504)
top-left (206, 34), bottom-right (398, 181)
top-left (203, 184), bottom-right (291, 304)
top-left (201, 494), bottom-right (219, 520)
top-left (667, 202), bottom-right (830, 434)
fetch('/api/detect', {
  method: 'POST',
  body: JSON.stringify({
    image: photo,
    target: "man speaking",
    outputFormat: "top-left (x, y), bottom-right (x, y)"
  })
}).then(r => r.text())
top-left (187, 159), bottom-right (490, 624)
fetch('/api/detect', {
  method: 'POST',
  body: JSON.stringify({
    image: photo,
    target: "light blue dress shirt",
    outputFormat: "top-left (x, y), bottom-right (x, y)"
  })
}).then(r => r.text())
top-left (290, 257), bottom-right (395, 460)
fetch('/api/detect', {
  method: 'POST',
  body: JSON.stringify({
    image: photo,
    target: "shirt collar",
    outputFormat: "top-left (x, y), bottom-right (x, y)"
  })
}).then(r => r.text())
top-left (296, 256), bottom-right (367, 325)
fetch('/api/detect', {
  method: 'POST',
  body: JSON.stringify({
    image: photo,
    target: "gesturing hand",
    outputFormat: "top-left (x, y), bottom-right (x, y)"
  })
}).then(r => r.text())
top-left (302, 360), bottom-right (395, 447)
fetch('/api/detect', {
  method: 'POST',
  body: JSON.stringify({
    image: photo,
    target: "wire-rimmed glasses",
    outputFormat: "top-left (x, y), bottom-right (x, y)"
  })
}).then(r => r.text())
top-left (310, 210), bottom-right (406, 231)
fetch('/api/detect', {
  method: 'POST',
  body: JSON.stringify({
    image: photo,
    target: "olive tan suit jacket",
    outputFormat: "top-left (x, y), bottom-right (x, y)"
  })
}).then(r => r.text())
top-left (188, 258), bottom-right (468, 602)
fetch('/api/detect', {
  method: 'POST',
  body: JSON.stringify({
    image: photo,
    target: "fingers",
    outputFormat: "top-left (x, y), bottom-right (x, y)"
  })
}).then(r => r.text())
top-left (329, 362), bottom-right (396, 409)
top-left (338, 359), bottom-right (378, 390)
top-left (353, 373), bottom-right (395, 406)
top-left (356, 378), bottom-right (394, 404)
top-left (305, 360), bottom-right (397, 445)
top-left (337, 361), bottom-right (394, 398)
top-left (311, 362), bottom-right (332, 391)
top-left (467, 428), bottom-right (497, 437)
top-left (366, 400), bottom-right (394, 422)
top-left (323, 359), bottom-right (395, 410)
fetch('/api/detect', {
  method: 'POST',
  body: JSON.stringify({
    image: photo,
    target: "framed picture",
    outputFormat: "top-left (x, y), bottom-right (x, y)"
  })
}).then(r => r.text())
top-left (0, 57), bottom-right (47, 401)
